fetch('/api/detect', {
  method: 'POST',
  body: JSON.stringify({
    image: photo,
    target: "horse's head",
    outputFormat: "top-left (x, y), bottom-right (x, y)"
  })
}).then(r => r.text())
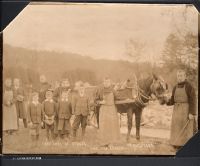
top-left (150, 74), bottom-right (168, 99)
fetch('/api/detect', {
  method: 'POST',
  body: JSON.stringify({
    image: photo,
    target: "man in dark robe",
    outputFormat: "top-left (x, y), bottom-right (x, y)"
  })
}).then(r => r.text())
top-left (163, 69), bottom-right (197, 150)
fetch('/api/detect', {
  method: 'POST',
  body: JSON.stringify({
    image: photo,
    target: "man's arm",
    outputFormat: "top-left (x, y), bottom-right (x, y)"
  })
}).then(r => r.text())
top-left (94, 87), bottom-right (101, 104)
top-left (27, 104), bottom-right (31, 123)
top-left (69, 102), bottom-right (72, 115)
top-left (186, 82), bottom-right (197, 115)
top-left (41, 102), bottom-right (45, 121)
top-left (166, 86), bottom-right (176, 106)
top-left (71, 96), bottom-right (77, 114)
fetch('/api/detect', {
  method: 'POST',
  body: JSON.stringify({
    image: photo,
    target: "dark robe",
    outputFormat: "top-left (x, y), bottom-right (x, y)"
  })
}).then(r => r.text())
top-left (167, 80), bottom-right (197, 115)
top-left (167, 80), bottom-right (197, 146)
top-left (13, 87), bottom-right (27, 119)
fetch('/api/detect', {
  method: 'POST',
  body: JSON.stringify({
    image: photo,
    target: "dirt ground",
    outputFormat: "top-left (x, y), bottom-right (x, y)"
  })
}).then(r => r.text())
top-left (2, 101), bottom-right (177, 155)
top-left (3, 124), bottom-right (176, 155)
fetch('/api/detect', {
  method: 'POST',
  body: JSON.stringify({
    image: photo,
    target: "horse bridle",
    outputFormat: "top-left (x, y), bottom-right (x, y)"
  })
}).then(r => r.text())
top-left (134, 77), bottom-right (164, 108)
top-left (134, 87), bottom-right (152, 108)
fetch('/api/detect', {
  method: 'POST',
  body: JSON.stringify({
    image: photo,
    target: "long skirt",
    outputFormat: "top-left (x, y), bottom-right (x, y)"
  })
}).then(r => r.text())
top-left (98, 105), bottom-right (120, 145)
top-left (3, 105), bottom-right (18, 131)
top-left (170, 103), bottom-right (194, 146)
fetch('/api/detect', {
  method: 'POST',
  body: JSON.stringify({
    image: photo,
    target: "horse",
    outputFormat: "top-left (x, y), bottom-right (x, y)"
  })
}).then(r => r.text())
top-left (116, 74), bottom-right (168, 141)
top-left (92, 73), bottom-right (168, 142)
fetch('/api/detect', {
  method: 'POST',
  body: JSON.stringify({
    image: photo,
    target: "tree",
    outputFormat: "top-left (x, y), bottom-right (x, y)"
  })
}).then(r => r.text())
top-left (125, 39), bottom-right (150, 77)
top-left (126, 39), bottom-right (146, 62)
top-left (162, 33), bottom-right (183, 69)
top-left (161, 32), bottom-right (198, 89)
top-left (62, 68), bottom-right (97, 85)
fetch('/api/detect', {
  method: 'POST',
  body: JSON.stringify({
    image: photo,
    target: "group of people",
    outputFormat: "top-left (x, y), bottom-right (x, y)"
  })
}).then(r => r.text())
top-left (3, 75), bottom-right (123, 147)
top-left (3, 78), bottom-right (27, 134)
top-left (3, 69), bottom-right (198, 150)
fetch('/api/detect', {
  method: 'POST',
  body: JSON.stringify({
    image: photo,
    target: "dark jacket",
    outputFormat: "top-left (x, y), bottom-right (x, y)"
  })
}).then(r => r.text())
top-left (27, 103), bottom-right (42, 124)
top-left (167, 80), bottom-right (197, 115)
top-left (39, 82), bottom-right (51, 103)
top-left (94, 85), bottom-right (122, 105)
top-left (57, 100), bottom-right (72, 119)
top-left (13, 87), bottom-right (27, 119)
top-left (53, 86), bottom-right (72, 102)
top-left (42, 100), bottom-right (57, 117)
top-left (73, 94), bottom-right (90, 116)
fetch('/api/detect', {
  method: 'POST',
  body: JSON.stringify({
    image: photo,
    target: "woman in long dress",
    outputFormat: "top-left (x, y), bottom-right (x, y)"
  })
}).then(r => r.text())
top-left (3, 78), bottom-right (18, 134)
top-left (95, 77), bottom-right (120, 146)
top-left (13, 78), bottom-right (27, 128)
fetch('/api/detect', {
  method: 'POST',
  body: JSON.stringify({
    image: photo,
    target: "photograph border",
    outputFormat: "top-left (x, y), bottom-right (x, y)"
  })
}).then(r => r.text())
top-left (1, 0), bottom-right (199, 165)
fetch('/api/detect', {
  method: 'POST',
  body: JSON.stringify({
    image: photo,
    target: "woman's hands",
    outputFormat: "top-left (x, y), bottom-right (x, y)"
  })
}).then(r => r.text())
top-left (17, 95), bottom-right (24, 101)
top-left (188, 114), bottom-right (196, 120)
top-left (158, 95), bottom-right (169, 105)
top-left (99, 100), bottom-right (106, 105)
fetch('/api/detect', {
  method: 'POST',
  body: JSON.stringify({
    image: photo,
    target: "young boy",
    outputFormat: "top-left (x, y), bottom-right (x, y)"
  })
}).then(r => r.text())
top-left (57, 90), bottom-right (72, 140)
top-left (53, 78), bottom-right (71, 102)
top-left (42, 89), bottom-right (57, 141)
top-left (13, 78), bottom-right (27, 128)
top-left (72, 84), bottom-right (90, 140)
top-left (27, 92), bottom-right (42, 146)
top-left (53, 78), bottom-right (72, 137)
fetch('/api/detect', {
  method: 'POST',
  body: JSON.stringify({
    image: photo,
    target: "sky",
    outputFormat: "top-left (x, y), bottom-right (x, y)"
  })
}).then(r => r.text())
top-left (3, 3), bottom-right (198, 63)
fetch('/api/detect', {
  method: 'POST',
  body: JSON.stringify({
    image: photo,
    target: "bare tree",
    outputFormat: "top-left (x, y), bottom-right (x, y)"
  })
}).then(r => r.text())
top-left (126, 39), bottom-right (146, 62)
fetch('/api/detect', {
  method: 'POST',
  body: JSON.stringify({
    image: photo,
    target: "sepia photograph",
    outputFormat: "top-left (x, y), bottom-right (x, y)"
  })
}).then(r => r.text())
top-left (2, 2), bottom-right (198, 155)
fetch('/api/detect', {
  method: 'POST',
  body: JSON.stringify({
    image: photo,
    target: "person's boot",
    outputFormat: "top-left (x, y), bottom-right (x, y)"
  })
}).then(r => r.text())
top-left (58, 131), bottom-right (62, 141)
top-left (72, 129), bottom-right (76, 141)
top-left (23, 119), bottom-right (28, 128)
top-left (136, 128), bottom-right (140, 140)
top-left (81, 128), bottom-right (86, 140)
top-left (46, 133), bottom-right (50, 142)
top-left (126, 129), bottom-right (131, 142)
top-left (35, 135), bottom-right (39, 147)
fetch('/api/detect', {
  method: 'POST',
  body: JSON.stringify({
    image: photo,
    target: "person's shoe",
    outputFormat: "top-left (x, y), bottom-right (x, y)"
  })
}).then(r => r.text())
top-left (126, 130), bottom-right (131, 142)
top-left (136, 129), bottom-right (140, 140)
top-left (81, 128), bottom-right (86, 140)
